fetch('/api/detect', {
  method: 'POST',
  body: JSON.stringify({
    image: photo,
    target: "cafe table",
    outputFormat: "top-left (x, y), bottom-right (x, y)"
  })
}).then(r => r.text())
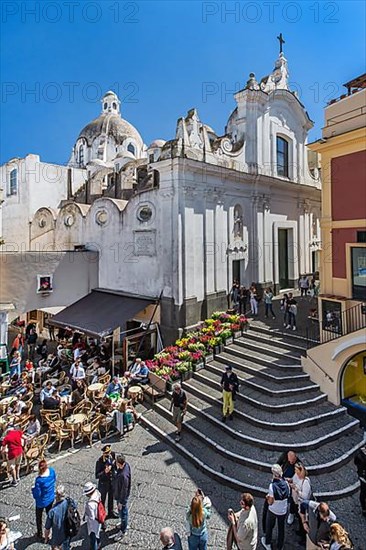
top-left (66, 413), bottom-right (87, 448)
top-left (42, 378), bottom-right (59, 387)
top-left (127, 385), bottom-right (143, 404)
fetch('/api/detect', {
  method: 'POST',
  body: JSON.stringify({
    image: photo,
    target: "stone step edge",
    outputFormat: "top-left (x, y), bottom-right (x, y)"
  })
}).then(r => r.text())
top-left (208, 362), bottom-right (320, 396)
top-left (160, 399), bottom-right (363, 474)
top-left (157, 400), bottom-right (359, 453)
top-left (248, 324), bottom-right (311, 347)
top-left (185, 380), bottom-right (347, 431)
top-left (140, 412), bottom-right (360, 501)
top-left (194, 371), bottom-right (326, 410)
top-left (226, 342), bottom-right (303, 370)
top-left (233, 338), bottom-right (301, 362)
top-left (219, 350), bottom-right (308, 382)
top-left (243, 331), bottom-right (308, 354)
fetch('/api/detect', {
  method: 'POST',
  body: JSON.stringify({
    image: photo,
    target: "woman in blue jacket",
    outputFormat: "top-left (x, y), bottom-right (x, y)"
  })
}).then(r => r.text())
top-left (31, 459), bottom-right (56, 540)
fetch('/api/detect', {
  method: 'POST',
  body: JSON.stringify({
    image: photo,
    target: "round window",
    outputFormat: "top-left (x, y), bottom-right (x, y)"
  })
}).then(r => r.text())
top-left (38, 218), bottom-right (46, 228)
top-left (96, 210), bottom-right (108, 225)
top-left (64, 214), bottom-right (74, 227)
top-left (137, 206), bottom-right (153, 222)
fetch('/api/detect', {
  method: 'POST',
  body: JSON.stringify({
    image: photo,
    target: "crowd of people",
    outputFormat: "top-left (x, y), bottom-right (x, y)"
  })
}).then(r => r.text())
top-left (229, 275), bottom-right (319, 331)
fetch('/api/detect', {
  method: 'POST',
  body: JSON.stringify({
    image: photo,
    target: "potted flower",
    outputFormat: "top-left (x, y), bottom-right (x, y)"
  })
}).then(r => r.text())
top-left (191, 350), bottom-right (205, 372)
top-left (231, 323), bottom-right (242, 339)
top-left (220, 328), bottom-right (233, 346)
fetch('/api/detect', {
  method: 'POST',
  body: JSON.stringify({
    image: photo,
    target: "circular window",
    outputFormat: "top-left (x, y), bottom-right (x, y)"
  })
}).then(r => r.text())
top-left (38, 218), bottom-right (46, 228)
top-left (96, 210), bottom-right (108, 225)
top-left (64, 214), bottom-right (74, 227)
top-left (137, 206), bottom-right (153, 222)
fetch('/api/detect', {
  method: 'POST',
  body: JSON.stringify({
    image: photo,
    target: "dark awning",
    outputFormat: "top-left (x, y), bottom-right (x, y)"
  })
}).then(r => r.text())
top-left (49, 290), bottom-right (155, 337)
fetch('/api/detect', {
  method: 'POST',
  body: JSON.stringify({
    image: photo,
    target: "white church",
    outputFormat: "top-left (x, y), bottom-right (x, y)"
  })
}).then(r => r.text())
top-left (0, 48), bottom-right (321, 341)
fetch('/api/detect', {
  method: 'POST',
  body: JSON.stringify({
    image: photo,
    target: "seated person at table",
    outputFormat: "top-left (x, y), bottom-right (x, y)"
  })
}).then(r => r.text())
top-left (105, 376), bottom-right (123, 400)
top-left (9, 396), bottom-right (27, 416)
top-left (25, 414), bottom-right (41, 440)
top-left (40, 381), bottom-right (61, 410)
top-left (5, 374), bottom-right (22, 396)
top-left (70, 359), bottom-right (86, 388)
top-left (126, 359), bottom-right (149, 387)
top-left (71, 380), bottom-right (87, 406)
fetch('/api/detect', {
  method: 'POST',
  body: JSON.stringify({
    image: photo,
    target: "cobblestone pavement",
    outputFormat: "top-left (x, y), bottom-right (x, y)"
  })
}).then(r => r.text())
top-left (1, 424), bottom-right (365, 550)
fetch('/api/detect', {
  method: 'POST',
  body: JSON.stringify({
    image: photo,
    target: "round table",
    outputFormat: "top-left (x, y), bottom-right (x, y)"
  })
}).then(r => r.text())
top-left (66, 413), bottom-right (87, 447)
top-left (127, 386), bottom-right (143, 403)
top-left (88, 383), bottom-right (104, 393)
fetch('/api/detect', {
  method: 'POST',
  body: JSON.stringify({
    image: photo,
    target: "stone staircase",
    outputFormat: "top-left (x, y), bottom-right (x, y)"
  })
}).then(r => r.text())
top-left (140, 324), bottom-right (365, 500)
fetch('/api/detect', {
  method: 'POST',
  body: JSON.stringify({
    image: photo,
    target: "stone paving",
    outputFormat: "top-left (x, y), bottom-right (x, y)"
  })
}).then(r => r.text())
top-left (1, 424), bottom-right (365, 550)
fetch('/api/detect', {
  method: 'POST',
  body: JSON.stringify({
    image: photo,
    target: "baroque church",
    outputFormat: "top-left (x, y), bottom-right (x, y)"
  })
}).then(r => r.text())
top-left (1, 49), bottom-right (321, 341)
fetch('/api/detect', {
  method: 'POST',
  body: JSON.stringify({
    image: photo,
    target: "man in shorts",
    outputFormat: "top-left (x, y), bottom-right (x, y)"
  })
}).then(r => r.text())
top-left (1, 424), bottom-right (25, 485)
top-left (170, 383), bottom-right (187, 442)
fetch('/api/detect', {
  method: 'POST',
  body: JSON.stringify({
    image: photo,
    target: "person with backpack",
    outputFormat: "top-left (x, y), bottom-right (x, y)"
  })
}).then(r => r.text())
top-left (261, 464), bottom-right (290, 550)
top-left (83, 482), bottom-right (103, 550)
top-left (31, 460), bottom-right (57, 541)
top-left (44, 484), bottom-right (77, 550)
top-left (301, 501), bottom-right (336, 550)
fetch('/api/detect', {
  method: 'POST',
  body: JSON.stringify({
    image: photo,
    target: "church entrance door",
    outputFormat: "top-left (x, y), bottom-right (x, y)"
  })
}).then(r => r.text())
top-left (232, 260), bottom-right (241, 284)
top-left (278, 229), bottom-right (289, 289)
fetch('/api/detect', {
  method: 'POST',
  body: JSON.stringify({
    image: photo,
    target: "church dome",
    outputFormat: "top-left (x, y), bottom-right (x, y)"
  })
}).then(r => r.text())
top-left (78, 113), bottom-right (143, 147)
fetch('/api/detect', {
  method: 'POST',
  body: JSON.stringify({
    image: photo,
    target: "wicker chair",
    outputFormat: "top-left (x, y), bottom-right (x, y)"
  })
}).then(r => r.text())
top-left (40, 409), bottom-right (61, 426)
top-left (54, 424), bottom-right (73, 452)
top-left (97, 413), bottom-right (113, 439)
top-left (73, 400), bottom-right (93, 416)
top-left (98, 373), bottom-right (111, 385)
top-left (80, 417), bottom-right (101, 447)
top-left (24, 433), bottom-right (49, 473)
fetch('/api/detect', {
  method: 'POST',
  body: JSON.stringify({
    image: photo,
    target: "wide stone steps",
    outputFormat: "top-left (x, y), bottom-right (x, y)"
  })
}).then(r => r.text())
top-left (183, 385), bottom-right (353, 444)
top-left (141, 404), bottom-right (362, 499)
top-left (187, 376), bottom-right (342, 425)
top-left (248, 324), bottom-right (310, 348)
top-left (242, 330), bottom-right (307, 357)
top-left (226, 342), bottom-right (304, 372)
top-left (233, 337), bottom-right (302, 363)
top-left (202, 363), bottom-right (324, 405)
top-left (216, 349), bottom-right (309, 383)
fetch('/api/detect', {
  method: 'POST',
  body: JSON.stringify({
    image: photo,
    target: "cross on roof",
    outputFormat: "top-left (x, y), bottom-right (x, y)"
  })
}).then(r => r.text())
top-left (277, 33), bottom-right (285, 54)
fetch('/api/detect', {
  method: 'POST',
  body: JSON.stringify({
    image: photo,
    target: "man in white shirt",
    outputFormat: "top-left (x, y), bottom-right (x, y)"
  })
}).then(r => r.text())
top-left (228, 492), bottom-right (258, 550)
top-left (70, 359), bottom-right (86, 388)
top-left (261, 464), bottom-right (290, 550)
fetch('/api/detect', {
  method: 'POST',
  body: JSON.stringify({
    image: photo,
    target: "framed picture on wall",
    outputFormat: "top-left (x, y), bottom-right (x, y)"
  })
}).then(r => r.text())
top-left (37, 274), bottom-right (53, 293)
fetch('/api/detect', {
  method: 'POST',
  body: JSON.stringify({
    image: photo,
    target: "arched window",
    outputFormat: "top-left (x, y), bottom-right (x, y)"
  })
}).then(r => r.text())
top-left (233, 204), bottom-right (243, 239)
top-left (127, 143), bottom-right (136, 155)
top-left (9, 168), bottom-right (18, 195)
top-left (277, 136), bottom-right (289, 177)
top-left (78, 145), bottom-right (84, 165)
top-left (103, 102), bottom-right (107, 110)
top-left (112, 102), bottom-right (117, 110)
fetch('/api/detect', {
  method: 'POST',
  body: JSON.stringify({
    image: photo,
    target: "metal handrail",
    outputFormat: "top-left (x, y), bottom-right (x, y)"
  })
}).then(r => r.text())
top-left (307, 302), bottom-right (366, 349)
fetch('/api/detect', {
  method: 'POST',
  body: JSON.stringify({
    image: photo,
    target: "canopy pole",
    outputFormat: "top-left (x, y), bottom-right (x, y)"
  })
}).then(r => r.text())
top-left (135, 290), bottom-right (163, 359)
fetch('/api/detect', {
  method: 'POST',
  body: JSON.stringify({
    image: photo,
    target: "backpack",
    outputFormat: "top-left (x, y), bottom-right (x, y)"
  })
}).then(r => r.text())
top-left (64, 498), bottom-right (81, 538)
top-left (96, 500), bottom-right (107, 524)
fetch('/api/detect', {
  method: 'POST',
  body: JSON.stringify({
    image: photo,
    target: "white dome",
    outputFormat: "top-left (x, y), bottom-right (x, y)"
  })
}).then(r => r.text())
top-left (148, 139), bottom-right (166, 149)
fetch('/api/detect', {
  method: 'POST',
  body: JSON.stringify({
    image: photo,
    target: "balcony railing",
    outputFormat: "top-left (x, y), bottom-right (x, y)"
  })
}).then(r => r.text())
top-left (306, 302), bottom-right (366, 349)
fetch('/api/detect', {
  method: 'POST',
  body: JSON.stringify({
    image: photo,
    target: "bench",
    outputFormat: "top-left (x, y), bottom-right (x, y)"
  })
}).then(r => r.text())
top-left (143, 372), bottom-right (166, 404)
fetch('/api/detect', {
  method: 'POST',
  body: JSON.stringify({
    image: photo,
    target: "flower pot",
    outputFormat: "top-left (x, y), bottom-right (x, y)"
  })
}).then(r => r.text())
top-left (205, 353), bottom-right (214, 364)
top-left (224, 336), bottom-right (233, 345)
top-left (193, 361), bottom-right (205, 372)
top-left (234, 331), bottom-right (242, 339)
top-left (180, 371), bottom-right (191, 382)
top-left (214, 344), bottom-right (222, 356)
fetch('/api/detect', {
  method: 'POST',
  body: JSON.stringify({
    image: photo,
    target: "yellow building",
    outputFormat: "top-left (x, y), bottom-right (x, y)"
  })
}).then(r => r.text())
top-left (305, 74), bottom-right (366, 419)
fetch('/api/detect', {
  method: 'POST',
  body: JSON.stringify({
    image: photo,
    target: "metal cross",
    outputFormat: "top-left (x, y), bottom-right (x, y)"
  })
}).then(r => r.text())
top-left (277, 33), bottom-right (285, 54)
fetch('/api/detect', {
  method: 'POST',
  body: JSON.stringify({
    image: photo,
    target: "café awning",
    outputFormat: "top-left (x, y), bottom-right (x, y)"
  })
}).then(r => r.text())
top-left (49, 289), bottom-right (155, 338)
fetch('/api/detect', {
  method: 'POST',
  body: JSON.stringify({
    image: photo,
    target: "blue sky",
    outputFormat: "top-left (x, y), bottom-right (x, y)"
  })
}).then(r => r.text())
top-left (1, 0), bottom-right (365, 165)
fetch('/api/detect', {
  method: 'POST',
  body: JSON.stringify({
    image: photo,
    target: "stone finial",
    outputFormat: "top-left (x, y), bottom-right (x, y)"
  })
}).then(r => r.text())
top-left (245, 73), bottom-right (260, 91)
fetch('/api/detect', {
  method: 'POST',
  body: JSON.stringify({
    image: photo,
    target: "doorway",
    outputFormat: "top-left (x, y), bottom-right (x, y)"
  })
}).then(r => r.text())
top-left (232, 260), bottom-right (241, 284)
top-left (278, 229), bottom-right (289, 289)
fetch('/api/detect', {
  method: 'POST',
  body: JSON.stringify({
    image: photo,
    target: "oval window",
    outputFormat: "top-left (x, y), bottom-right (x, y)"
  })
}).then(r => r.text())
top-left (137, 206), bottom-right (153, 222)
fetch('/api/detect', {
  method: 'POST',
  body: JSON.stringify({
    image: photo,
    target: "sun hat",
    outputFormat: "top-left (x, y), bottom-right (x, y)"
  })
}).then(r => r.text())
top-left (83, 481), bottom-right (96, 495)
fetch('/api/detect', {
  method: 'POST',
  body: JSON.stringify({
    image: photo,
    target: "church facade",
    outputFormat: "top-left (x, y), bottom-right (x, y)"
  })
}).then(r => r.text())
top-left (1, 51), bottom-right (321, 341)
